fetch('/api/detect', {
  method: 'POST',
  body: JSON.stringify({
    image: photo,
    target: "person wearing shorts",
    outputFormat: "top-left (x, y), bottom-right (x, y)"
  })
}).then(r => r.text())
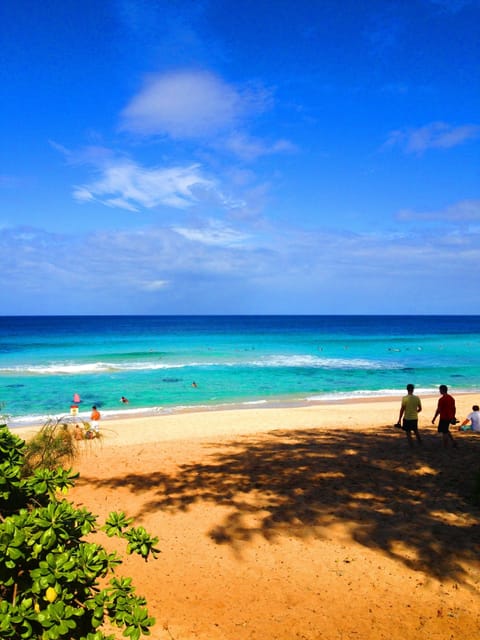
top-left (398, 383), bottom-right (422, 447)
top-left (432, 385), bottom-right (457, 448)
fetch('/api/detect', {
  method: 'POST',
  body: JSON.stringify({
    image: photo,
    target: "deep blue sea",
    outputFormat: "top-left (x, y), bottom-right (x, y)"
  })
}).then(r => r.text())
top-left (1, 315), bottom-right (480, 427)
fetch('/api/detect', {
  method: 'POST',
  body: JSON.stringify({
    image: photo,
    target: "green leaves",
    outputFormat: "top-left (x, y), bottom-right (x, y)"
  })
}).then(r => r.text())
top-left (0, 425), bottom-right (27, 511)
top-left (103, 513), bottom-right (160, 561)
top-left (25, 467), bottom-right (79, 501)
top-left (37, 601), bottom-right (81, 638)
top-left (121, 605), bottom-right (155, 640)
top-left (124, 526), bottom-right (160, 561)
top-left (103, 511), bottom-right (134, 536)
top-left (0, 423), bottom-right (158, 639)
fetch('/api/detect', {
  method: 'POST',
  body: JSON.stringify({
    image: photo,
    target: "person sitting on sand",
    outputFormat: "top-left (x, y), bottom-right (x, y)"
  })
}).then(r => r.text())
top-left (458, 405), bottom-right (480, 432)
top-left (74, 424), bottom-right (84, 440)
top-left (397, 383), bottom-right (423, 447)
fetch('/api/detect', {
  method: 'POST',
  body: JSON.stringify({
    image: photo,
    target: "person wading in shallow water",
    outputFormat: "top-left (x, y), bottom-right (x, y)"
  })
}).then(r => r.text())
top-left (432, 385), bottom-right (457, 448)
top-left (397, 383), bottom-right (423, 448)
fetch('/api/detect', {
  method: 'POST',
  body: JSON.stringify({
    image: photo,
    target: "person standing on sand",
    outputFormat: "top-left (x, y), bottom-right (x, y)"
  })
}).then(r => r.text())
top-left (88, 406), bottom-right (101, 438)
top-left (397, 383), bottom-right (423, 447)
top-left (432, 385), bottom-right (457, 448)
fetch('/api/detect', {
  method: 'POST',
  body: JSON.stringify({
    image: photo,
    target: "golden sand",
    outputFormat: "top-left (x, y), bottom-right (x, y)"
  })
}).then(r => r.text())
top-left (16, 394), bottom-right (480, 639)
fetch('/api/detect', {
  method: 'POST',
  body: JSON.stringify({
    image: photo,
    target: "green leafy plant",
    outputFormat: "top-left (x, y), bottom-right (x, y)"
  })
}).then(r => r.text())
top-left (0, 423), bottom-right (159, 639)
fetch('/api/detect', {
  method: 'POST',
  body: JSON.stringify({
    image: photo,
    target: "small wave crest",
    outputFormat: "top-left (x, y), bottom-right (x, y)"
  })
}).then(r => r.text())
top-left (0, 353), bottom-right (400, 376)
top-left (250, 355), bottom-right (397, 370)
top-left (0, 361), bottom-right (185, 375)
top-left (306, 387), bottom-right (435, 402)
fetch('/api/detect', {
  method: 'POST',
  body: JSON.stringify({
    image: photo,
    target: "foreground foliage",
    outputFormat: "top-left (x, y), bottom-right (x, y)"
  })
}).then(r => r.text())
top-left (0, 423), bottom-right (159, 640)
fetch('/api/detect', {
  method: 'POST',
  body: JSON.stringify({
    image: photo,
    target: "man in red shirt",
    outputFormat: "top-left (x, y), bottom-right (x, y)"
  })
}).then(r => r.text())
top-left (432, 385), bottom-right (457, 448)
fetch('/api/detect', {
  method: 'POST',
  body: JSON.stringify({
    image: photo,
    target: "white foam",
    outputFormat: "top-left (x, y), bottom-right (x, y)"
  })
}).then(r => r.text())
top-left (0, 361), bottom-right (185, 375)
top-left (249, 355), bottom-right (398, 370)
top-left (0, 354), bottom-right (397, 376)
top-left (306, 387), bottom-right (437, 402)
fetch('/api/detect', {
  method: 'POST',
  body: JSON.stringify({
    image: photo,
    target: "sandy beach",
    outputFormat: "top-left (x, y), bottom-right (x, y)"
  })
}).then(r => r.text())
top-left (17, 394), bottom-right (480, 639)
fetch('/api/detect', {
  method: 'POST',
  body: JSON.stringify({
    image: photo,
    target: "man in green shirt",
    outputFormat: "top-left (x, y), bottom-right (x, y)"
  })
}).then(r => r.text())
top-left (397, 383), bottom-right (423, 447)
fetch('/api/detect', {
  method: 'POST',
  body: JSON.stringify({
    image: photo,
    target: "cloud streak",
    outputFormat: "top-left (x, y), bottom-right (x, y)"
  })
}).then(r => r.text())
top-left (223, 133), bottom-right (297, 161)
top-left (173, 219), bottom-right (250, 246)
top-left (385, 121), bottom-right (480, 153)
top-left (1, 216), bottom-right (479, 314)
top-left (397, 199), bottom-right (480, 223)
top-left (73, 158), bottom-right (217, 211)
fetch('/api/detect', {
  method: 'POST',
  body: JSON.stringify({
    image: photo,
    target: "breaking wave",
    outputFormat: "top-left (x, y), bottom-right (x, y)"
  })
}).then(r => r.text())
top-left (0, 353), bottom-right (399, 376)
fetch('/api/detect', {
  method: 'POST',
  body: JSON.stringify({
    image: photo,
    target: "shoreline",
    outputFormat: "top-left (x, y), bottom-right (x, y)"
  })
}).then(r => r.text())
top-left (11, 390), bottom-right (480, 447)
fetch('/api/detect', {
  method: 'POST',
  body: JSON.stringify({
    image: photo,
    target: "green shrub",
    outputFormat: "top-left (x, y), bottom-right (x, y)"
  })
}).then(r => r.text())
top-left (0, 423), bottom-right (159, 640)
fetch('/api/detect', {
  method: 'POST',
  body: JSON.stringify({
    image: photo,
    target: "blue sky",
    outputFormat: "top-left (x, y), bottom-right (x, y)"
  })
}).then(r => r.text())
top-left (1, 0), bottom-right (479, 315)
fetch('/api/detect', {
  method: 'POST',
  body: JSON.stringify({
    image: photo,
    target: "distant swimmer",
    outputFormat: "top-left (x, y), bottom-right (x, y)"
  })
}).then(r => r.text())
top-left (73, 393), bottom-right (81, 404)
top-left (192, 381), bottom-right (198, 388)
top-left (121, 396), bottom-right (129, 403)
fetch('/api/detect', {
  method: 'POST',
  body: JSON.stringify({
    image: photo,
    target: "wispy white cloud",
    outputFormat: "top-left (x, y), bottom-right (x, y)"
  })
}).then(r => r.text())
top-left (397, 199), bottom-right (480, 222)
top-left (173, 219), bottom-right (250, 247)
top-left (54, 142), bottom-right (245, 213)
top-left (1, 221), bottom-right (479, 313)
top-left (140, 279), bottom-right (170, 291)
top-left (72, 158), bottom-right (217, 212)
top-left (51, 142), bottom-right (117, 167)
top-left (120, 70), bottom-right (270, 139)
top-left (53, 69), bottom-right (292, 220)
top-left (223, 133), bottom-right (297, 161)
top-left (384, 121), bottom-right (480, 153)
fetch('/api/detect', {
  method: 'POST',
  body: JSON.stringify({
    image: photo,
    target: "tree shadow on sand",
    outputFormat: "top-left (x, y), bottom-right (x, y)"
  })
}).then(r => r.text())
top-left (77, 427), bottom-right (480, 583)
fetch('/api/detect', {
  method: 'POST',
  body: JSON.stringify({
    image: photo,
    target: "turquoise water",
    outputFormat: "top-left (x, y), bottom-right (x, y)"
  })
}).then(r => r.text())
top-left (1, 315), bottom-right (479, 427)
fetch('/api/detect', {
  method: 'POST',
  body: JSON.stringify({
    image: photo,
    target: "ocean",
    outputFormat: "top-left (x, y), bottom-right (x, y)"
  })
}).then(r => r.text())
top-left (1, 315), bottom-right (479, 427)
